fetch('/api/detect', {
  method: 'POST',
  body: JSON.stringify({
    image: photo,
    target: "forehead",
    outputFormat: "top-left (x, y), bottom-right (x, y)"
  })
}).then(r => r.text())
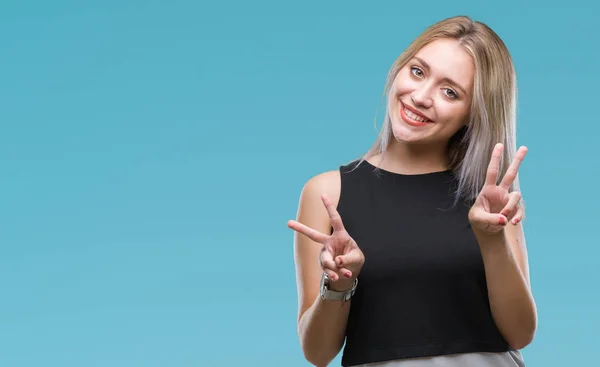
top-left (412, 38), bottom-right (474, 88)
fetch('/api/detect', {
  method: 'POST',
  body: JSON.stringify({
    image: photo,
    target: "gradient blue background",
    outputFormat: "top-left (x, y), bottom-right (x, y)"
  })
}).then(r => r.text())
top-left (1, 1), bottom-right (598, 366)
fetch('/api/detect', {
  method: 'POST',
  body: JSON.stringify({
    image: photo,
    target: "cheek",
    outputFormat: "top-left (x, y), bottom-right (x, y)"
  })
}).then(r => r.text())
top-left (397, 82), bottom-right (417, 98)
top-left (392, 72), bottom-right (416, 96)
top-left (437, 102), bottom-right (470, 126)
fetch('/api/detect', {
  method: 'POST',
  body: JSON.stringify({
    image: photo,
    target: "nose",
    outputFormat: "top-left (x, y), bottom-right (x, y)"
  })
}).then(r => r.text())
top-left (411, 85), bottom-right (433, 108)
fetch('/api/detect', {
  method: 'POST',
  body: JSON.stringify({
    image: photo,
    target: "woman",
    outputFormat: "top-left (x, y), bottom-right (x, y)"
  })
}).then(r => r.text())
top-left (287, 16), bottom-right (538, 367)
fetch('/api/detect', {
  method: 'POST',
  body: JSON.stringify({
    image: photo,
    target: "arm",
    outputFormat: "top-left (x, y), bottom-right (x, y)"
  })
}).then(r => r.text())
top-left (468, 144), bottom-right (538, 349)
top-left (473, 214), bottom-right (537, 350)
top-left (292, 171), bottom-right (356, 367)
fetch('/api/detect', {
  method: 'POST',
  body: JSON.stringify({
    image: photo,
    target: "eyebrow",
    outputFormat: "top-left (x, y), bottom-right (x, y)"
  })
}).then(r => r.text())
top-left (412, 56), bottom-right (468, 96)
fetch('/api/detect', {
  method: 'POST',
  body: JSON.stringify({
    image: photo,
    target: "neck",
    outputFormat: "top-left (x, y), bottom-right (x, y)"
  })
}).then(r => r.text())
top-left (371, 140), bottom-right (450, 175)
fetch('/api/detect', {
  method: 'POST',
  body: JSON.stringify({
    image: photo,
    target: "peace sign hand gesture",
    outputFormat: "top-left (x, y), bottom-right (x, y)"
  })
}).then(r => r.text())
top-left (288, 194), bottom-right (365, 285)
top-left (469, 143), bottom-right (527, 234)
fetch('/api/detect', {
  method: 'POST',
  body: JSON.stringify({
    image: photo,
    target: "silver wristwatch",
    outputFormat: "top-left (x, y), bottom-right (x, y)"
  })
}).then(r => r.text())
top-left (319, 273), bottom-right (358, 302)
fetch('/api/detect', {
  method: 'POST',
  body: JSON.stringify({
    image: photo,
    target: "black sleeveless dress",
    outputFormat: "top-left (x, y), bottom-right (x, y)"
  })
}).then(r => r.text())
top-left (336, 160), bottom-right (514, 366)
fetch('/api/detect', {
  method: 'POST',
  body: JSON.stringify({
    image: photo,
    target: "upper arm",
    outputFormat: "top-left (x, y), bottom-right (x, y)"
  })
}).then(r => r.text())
top-left (292, 170), bottom-right (341, 323)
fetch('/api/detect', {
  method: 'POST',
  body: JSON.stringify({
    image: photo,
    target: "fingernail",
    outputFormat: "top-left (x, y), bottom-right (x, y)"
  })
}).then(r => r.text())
top-left (344, 272), bottom-right (352, 278)
top-left (499, 217), bottom-right (506, 225)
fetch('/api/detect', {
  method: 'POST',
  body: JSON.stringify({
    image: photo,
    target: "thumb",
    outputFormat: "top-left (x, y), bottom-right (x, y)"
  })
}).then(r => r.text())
top-left (470, 207), bottom-right (507, 231)
top-left (335, 249), bottom-right (364, 270)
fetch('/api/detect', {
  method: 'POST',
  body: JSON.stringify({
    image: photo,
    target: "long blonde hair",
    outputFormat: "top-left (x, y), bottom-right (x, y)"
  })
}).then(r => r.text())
top-left (362, 16), bottom-right (520, 206)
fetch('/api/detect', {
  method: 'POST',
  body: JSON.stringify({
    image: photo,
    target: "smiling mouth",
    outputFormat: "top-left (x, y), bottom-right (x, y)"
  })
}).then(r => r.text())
top-left (402, 103), bottom-right (431, 122)
top-left (400, 102), bottom-right (433, 126)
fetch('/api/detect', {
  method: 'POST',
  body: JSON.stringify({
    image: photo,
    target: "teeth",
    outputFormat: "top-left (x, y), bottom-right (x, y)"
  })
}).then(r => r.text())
top-left (404, 106), bottom-right (429, 122)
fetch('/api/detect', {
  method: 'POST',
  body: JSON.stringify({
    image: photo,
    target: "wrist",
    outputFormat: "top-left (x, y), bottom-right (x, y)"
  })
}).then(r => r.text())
top-left (319, 273), bottom-right (359, 303)
top-left (472, 226), bottom-right (508, 248)
top-left (328, 277), bottom-right (357, 292)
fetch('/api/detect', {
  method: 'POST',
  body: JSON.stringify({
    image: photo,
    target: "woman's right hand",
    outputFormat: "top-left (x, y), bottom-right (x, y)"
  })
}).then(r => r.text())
top-left (288, 193), bottom-right (365, 287)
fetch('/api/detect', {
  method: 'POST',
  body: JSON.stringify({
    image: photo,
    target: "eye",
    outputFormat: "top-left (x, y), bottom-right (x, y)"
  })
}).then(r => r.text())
top-left (410, 66), bottom-right (424, 78)
top-left (443, 88), bottom-right (459, 99)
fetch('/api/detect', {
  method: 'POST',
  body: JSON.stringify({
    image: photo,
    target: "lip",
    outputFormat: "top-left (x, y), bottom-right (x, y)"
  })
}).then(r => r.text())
top-left (402, 102), bottom-right (432, 121)
top-left (400, 102), bottom-right (433, 127)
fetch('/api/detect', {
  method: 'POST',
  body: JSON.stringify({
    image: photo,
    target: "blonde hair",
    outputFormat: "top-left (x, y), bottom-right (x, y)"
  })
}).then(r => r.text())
top-left (362, 15), bottom-right (520, 207)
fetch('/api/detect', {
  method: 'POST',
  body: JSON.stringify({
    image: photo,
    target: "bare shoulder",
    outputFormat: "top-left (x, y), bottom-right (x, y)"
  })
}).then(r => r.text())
top-left (299, 169), bottom-right (342, 209)
top-left (294, 169), bottom-right (341, 235)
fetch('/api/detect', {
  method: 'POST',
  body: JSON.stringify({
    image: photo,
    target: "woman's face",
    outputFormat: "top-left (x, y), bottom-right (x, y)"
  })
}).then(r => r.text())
top-left (389, 38), bottom-right (475, 146)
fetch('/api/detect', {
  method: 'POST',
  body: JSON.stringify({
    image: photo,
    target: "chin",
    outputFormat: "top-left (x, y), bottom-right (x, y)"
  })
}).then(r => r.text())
top-left (390, 117), bottom-right (430, 144)
top-left (391, 125), bottom-right (424, 145)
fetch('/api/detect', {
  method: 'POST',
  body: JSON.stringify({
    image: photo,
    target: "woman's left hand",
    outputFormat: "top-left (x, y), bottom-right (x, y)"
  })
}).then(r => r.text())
top-left (469, 143), bottom-right (528, 234)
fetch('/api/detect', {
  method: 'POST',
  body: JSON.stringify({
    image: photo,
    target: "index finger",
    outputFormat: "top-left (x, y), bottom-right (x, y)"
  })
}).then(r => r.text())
top-left (500, 146), bottom-right (528, 190)
top-left (287, 220), bottom-right (328, 243)
top-left (485, 143), bottom-right (504, 186)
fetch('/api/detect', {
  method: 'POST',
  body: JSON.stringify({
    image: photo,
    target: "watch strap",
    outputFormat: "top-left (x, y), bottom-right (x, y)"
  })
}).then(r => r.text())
top-left (320, 273), bottom-right (358, 302)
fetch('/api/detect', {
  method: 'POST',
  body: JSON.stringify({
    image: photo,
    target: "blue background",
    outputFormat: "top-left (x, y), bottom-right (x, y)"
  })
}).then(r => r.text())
top-left (1, 1), bottom-right (598, 366)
